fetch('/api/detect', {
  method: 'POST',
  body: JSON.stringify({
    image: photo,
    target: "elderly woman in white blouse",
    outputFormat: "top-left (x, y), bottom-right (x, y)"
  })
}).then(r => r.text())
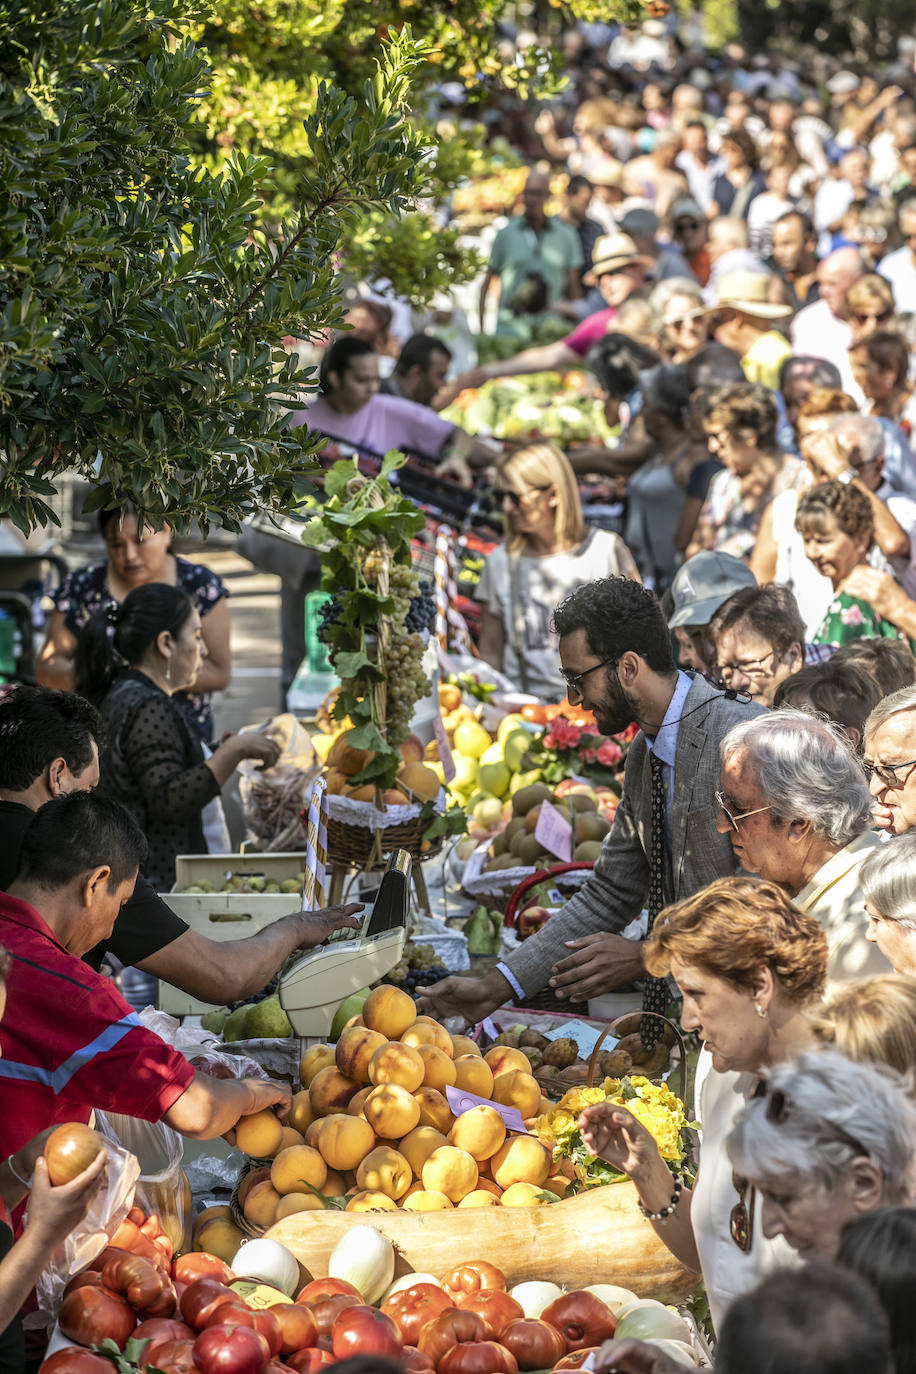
top-left (860, 831), bottom-right (916, 976)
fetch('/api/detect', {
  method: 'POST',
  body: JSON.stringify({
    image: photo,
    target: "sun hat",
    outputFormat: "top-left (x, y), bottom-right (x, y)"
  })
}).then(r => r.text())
top-left (826, 70), bottom-right (859, 96)
top-left (583, 233), bottom-right (653, 284)
top-left (707, 270), bottom-right (793, 320)
top-left (668, 552), bottom-right (757, 629)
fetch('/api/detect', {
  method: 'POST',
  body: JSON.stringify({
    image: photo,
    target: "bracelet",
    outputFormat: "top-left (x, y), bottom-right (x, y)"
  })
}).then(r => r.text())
top-left (6, 1155), bottom-right (31, 1189)
top-left (637, 1177), bottom-right (682, 1222)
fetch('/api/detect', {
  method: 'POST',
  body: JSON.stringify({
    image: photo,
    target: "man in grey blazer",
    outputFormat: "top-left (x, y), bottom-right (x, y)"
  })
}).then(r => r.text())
top-left (419, 577), bottom-right (765, 1023)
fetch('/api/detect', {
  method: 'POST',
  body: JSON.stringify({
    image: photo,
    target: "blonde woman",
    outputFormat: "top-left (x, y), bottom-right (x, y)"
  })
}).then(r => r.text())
top-left (813, 974), bottom-right (916, 1071)
top-left (476, 442), bottom-right (638, 698)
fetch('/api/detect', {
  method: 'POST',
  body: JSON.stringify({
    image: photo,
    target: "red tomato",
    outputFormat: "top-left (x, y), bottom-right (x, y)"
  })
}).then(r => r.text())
top-left (402, 1345), bottom-right (436, 1374)
top-left (59, 1284), bottom-right (137, 1350)
top-left (296, 1279), bottom-right (361, 1305)
top-left (38, 1351), bottom-right (117, 1373)
top-left (63, 1271), bottom-right (105, 1298)
top-left (552, 1347), bottom-right (600, 1370)
top-left (457, 1291), bottom-right (524, 1339)
top-left (270, 1304), bottom-right (319, 1357)
top-left (44, 1123), bottom-right (104, 1186)
top-left (134, 1317), bottom-right (197, 1367)
top-left (382, 1284), bottom-right (453, 1345)
top-left (174, 1253), bottom-right (235, 1287)
top-left (137, 1340), bottom-right (200, 1373)
top-left (438, 1340), bottom-right (519, 1374)
top-left (441, 1263), bottom-right (506, 1304)
top-left (193, 1323), bottom-right (270, 1374)
top-left (330, 1305), bottom-right (401, 1361)
top-left (499, 1319), bottom-right (567, 1370)
top-left (101, 1250), bottom-right (177, 1318)
top-left (541, 1293), bottom-right (616, 1352)
top-left (109, 1218), bottom-right (170, 1270)
top-left (417, 1309), bottom-right (487, 1366)
top-left (180, 1278), bottom-right (238, 1331)
top-left (308, 1293), bottom-right (362, 1340)
top-left (286, 1350), bottom-right (336, 1373)
top-left (203, 1304), bottom-right (283, 1358)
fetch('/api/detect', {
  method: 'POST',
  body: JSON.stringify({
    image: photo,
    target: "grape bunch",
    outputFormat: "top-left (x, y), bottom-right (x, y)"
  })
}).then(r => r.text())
top-left (384, 628), bottom-right (428, 742)
top-left (406, 579), bottom-right (436, 635)
top-left (386, 942), bottom-right (448, 999)
top-left (316, 596), bottom-right (343, 647)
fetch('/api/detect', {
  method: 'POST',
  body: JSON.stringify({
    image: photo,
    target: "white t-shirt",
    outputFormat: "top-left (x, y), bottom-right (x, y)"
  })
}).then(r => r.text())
top-left (476, 528), bottom-right (637, 697)
top-left (879, 246), bottom-right (916, 313)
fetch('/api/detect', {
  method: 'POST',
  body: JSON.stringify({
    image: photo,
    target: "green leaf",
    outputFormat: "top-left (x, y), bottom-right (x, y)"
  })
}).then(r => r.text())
top-left (334, 650), bottom-right (383, 681)
top-left (345, 721), bottom-right (387, 752)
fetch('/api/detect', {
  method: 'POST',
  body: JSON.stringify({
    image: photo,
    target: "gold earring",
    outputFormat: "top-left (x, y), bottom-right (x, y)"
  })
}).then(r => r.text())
top-left (756, 1004), bottom-right (767, 1019)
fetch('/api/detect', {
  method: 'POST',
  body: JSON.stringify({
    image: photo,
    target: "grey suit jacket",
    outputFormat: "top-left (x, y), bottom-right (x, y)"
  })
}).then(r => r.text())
top-left (506, 674), bottom-right (767, 996)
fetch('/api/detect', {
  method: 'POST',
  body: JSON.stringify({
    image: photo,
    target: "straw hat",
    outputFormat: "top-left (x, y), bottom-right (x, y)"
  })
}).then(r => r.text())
top-left (707, 271), bottom-right (793, 320)
top-left (584, 233), bottom-right (653, 285)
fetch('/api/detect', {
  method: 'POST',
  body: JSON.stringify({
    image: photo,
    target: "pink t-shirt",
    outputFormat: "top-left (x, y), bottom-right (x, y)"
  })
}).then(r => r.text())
top-left (564, 306), bottom-right (618, 358)
top-left (289, 393), bottom-right (454, 461)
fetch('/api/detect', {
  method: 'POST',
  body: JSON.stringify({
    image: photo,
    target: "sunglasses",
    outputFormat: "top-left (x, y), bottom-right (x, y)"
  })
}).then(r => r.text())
top-left (666, 311), bottom-right (706, 329)
top-left (853, 309), bottom-right (891, 325)
top-left (765, 1087), bottom-right (870, 1158)
top-left (493, 485), bottom-right (551, 507)
top-left (675, 219), bottom-right (701, 231)
top-left (730, 1170), bottom-right (756, 1252)
top-left (862, 756), bottom-right (916, 790)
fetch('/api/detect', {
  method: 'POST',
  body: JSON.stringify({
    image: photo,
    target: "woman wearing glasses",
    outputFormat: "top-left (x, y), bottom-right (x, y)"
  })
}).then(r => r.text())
top-left (476, 442), bottom-right (638, 698)
top-left (849, 330), bottom-right (915, 435)
top-left (726, 1050), bottom-right (915, 1265)
top-left (578, 875), bottom-right (826, 1329)
top-left (845, 275), bottom-right (896, 343)
top-left (858, 835), bottom-right (916, 976)
top-left (650, 278), bottom-right (710, 366)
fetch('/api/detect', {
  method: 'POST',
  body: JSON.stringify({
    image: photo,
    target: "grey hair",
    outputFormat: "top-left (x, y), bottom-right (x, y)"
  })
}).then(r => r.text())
top-left (829, 413), bottom-right (885, 465)
top-left (863, 682), bottom-right (916, 743)
top-left (726, 1049), bottom-right (916, 1200)
top-left (649, 277), bottom-right (705, 316)
top-left (721, 708), bottom-right (872, 847)
top-left (860, 832), bottom-right (916, 930)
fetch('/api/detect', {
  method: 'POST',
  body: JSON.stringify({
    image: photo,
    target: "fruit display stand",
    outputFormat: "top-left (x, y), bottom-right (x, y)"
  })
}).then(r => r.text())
top-left (158, 853), bottom-right (310, 1016)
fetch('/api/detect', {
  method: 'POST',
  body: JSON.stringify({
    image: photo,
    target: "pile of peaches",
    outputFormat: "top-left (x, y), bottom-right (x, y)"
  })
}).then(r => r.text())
top-left (230, 985), bottom-right (568, 1231)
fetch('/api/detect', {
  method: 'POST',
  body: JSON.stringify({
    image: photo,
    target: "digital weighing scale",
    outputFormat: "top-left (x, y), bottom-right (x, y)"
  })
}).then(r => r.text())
top-left (278, 849), bottom-right (411, 1036)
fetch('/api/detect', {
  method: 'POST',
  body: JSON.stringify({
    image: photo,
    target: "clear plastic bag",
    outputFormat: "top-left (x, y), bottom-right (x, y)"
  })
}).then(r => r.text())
top-left (94, 1110), bottom-right (190, 1257)
top-left (30, 1138), bottom-right (140, 1331)
top-left (237, 713), bottom-right (321, 850)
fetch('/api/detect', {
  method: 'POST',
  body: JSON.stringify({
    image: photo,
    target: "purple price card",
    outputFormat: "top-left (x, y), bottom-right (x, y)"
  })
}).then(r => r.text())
top-left (534, 798), bottom-right (573, 862)
top-left (445, 1085), bottom-right (527, 1134)
top-left (433, 713), bottom-right (456, 783)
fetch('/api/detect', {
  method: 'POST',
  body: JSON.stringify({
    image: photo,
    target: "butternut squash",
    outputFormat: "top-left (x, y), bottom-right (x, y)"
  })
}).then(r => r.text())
top-left (265, 1180), bottom-right (698, 1302)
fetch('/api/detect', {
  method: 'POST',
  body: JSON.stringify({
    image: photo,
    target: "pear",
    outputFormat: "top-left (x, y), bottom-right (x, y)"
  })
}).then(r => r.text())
top-left (200, 1006), bottom-right (229, 1033)
top-left (245, 995), bottom-right (292, 1039)
top-left (222, 1002), bottom-right (257, 1042)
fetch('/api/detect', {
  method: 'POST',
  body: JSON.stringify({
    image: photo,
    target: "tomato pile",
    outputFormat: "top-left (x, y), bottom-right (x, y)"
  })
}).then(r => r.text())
top-left (41, 1244), bottom-right (630, 1374)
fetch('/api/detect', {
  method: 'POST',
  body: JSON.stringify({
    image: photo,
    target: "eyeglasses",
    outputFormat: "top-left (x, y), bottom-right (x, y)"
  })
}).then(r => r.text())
top-left (862, 756), bottom-right (916, 790)
top-left (715, 790), bottom-right (774, 832)
top-left (493, 486), bottom-right (550, 508)
top-left (730, 1170), bottom-right (755, 1252)
top-left (718, 647), bottom-right (777, 682)
top-left (560, 658), bottom-right (617, 700)
top-left (675, 219), bottom-right (701, 231)
top-left (666, 311), bottom-right (705, 330)
top-left (765, 1088), bottom-right (870, 1159)
top-left (853, 309), bottom-right (892, 325)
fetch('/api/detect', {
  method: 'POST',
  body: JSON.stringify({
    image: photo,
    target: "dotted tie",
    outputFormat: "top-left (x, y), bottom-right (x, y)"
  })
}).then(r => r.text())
top-left (641, 753), bottom-right (669, 1049)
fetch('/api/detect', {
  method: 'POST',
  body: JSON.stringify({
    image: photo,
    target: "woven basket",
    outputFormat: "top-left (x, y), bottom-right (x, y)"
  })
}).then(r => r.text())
top-left (534, 1011), bottom-right (687, 1103)
top-left (326, 813), bottom-right (442, 866)
top-left (230, 1160), bottom-right (272, 1238)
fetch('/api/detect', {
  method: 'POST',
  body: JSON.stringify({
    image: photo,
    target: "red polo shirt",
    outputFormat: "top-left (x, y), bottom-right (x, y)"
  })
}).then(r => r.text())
top-left (0, 894), bottom-right (195, 1161)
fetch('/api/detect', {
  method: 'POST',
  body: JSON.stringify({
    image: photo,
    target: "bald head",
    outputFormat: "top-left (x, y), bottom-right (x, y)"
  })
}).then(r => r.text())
top-left (522, 171), bottom-right (550, 225)
top-left (818, 247), bottom-right (865, 317)
top-left (525, 171), bottom-right (551, 195)
top-left (708, 217), bottom-right (749, 261)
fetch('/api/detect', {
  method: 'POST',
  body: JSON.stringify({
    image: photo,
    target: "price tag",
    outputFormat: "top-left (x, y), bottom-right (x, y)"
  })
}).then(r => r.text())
top-left (433, 713), bottom-right (456, 783)
top-left (544, 1020), bottom-right (616, 1059)
top-left (534, 799), bottom-right (573, 862)
top-left (445, 1085), bottom-right (527, 1134)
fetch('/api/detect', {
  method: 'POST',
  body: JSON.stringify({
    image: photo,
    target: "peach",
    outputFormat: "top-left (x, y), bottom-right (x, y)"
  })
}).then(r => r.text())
top-left (270, 1145), bottom-right (327, 1195)
top-left (347, 1085), bottom-right (374, 1119)
top-left (243, 1180), bottom-right (281, 1228)
top-left (421, 1146), bottom-right (478, 1203)
top-left (492, 1070), bottom-right (542, 1119)
top-left (363, 1083), bottom-right (421, 1139)
top-left (450, 1036), bottom-right (482, 1058)
top-left (362, 985), bottom-right (417, 1039)
top-left (368, 1042), bottom-right (425, 1093)
top-left (235, 1110), bottom-right (283, 1160)
top-left (452, 1056), bottom-right (494, 1099)
top-left (317, 1114), bottom-right (376, 1172)
top-left (399, 1125), bottom-right (450, 1177)
top-left (346, 1190), bottom-right (398, 1212)
top-left (276, 1193), bottom-right (324, 1218)
top-left (457, 1190), bottom-right (500, 1208)
top-left (500, 1182), bottom-right (557, 1207)
top-left (417, 1045), bottom-right (457, 1093)
top-left (335, 1026), bottom-right (388, 1084)
top-left (288, 1090), bottom-right (316, 1135)
top-left (309, 1065), bottom-right (360, 1117)
top-left (277, 1126), bottom-right (305, 1152)
top-left (322, 1169), bottom-right (347, 1197)
top-left (402, 1017), bottom-right (454, 1056)
top-left (402, 1190), bottom-right (454, 1211)
top-left (491, 1136), bottom-right (551, 1189)
top-left (300, 1043), bottom-right (336, 1087)
top-left (448, 1105), bottom-right (507, 1162)
top-left (484, 1046), bottom-right (532, 1078)
top-left (355, 1146), bottom-right (412, 1200)
top-left (412, 1087), bottom-right (454, 1134)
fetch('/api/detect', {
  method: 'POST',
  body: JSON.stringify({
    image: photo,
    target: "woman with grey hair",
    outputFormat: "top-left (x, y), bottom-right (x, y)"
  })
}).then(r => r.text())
top-left (863, 682), bottom-right (916, 836)
top-left (860, 833), bottom-right (916, 975)
top-left (717, 709), bottom-right (888, 982)
top-left (726, 1049), bottom-right (916, 1262)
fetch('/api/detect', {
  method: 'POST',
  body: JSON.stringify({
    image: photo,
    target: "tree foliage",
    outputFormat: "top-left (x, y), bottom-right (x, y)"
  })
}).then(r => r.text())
top-left (0, 1), bottom-right (439, 532)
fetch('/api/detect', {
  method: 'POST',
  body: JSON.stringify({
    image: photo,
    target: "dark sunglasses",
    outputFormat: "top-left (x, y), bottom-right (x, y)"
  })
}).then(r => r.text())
top-left (853, 309), bottom-right (891, 325)
top-left (765, 1087), bottom-right (870, 1158)
top-left (675, 219), bottom-right (701, 231)
top-left (493, 485), bottom-right (551, 508)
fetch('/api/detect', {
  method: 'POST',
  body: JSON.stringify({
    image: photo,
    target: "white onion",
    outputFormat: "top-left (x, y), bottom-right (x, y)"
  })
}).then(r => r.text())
top-left (230, 1238), bottom-right (300, 1297)
top-left (647, 1338), bottom-right (700, 1366)
top-left (383, 1273), bottom-right (444, 1301)
top-left (328, 1224), bottom-right (395, 1305)
top-left (509, 1281), bottom-right (563, 1317)
top-left (615, 1301), bottom-right (693, 1345)
top-left (583, 1284), bottom-right (639, 1316)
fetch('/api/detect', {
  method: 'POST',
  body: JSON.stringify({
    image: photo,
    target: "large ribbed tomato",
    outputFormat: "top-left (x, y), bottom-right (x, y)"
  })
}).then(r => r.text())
top-left (442, 1263), bottom-right (506, 1303)
top-left (330, 1305), bottom-right (402, 1361)
top-left (438, 1341), bottom-right (519, 1374)
top-left (541, 1293), bottom-right (616, 1351)
top-left (457, 1291), bottom-right (524, 1339)
top-left (417, 1308), bottom-right (487, 1367)
top-left (382, 1283), bottom-right (453, 1345)
top-left (499, 1318), bottom-right (567, 1370)
top-left (58, 1285), bottom-right (137, 1350)
top-left (193, 1322), bottom-right (271, 1374)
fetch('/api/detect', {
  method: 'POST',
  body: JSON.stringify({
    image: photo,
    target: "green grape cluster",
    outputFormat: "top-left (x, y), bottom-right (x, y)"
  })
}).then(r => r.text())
top-left (384, 627), bottom-right (427, 743)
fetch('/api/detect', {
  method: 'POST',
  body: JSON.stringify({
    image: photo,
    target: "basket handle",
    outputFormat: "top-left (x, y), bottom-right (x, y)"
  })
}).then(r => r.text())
top-left (504, 862), bottom-right (595, 928)
top-left (585, 1009), bottom-right (688, 1106)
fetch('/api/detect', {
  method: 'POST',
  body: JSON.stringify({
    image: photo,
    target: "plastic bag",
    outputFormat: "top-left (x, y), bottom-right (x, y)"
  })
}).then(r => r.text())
top-left (30, 1138), bottom-right (140, 1331)
top-left (237, 713), bottom-right (321, 850)
top-left (94, 1110), bottom-right (190, 1257)
top-left (187, 1047), bottom-right (269, 1082)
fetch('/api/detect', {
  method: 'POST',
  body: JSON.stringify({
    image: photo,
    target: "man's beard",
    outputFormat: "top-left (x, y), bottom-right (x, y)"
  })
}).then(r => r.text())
top-left (594, 672), bottom-right (638, 736)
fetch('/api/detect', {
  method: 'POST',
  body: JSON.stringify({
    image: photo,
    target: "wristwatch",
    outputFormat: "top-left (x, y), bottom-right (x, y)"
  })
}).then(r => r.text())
top-left (837, 468), bottom-right (858, 485)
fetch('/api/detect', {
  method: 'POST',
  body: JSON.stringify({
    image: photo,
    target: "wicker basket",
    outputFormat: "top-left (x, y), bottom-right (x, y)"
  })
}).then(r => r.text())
top-left (326, 813), bottom-right (442, 867)
top-left (230, 1160), bottom-right (272, 1238)
top-left (533, 1011), bottom-right (687, 1104)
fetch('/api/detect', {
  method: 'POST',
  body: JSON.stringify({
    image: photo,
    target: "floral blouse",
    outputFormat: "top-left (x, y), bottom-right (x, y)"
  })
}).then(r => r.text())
top-left (812, 590), bottom-right (916, 655)
top-left (53, 556), bottom-right (228, 740)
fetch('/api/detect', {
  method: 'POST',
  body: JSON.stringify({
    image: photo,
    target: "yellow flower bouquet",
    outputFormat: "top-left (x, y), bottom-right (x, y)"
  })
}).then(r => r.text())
top-left (535, 1075), bottom-right (693, 1191)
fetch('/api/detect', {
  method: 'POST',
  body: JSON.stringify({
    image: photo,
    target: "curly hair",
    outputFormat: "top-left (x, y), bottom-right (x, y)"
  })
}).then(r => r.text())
top-left (644, 875), bottom-right (827, 1005)
top-left (795, 480), bottom-right (874, 545)
top-left (551, 577), bottom-right (674, 673)
top-left (796, 387), bottom-right (859, 423)
top-left (705, 380), bottom-right (779, 452)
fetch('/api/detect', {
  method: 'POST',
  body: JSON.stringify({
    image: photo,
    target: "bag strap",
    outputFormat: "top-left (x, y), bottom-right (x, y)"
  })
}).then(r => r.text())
top-left (507, 550), bottom-right (530, 696)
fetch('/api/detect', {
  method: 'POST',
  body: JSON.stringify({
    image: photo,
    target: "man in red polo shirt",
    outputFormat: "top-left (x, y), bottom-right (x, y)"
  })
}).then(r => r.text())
top-left (0, 792), bottom-right (290, 1165)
